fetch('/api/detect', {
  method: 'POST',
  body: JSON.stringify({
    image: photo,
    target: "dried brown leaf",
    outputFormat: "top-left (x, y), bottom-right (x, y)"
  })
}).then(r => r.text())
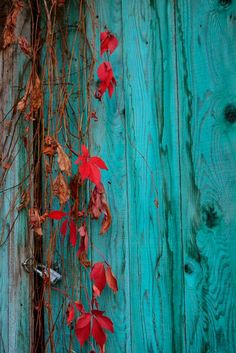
top-left (88, 183), bottom-right (112, 234)
top-left (3, 1), bottom-right (24, 49)
top-left (57, 144), bottom-right (71, 176)
top-left (31, 73), bottom-right (42, 111)
top-left (29, 208), bottom-right (42, 236)
top-left (78, 251), bottom-right (91, 268)
top-left (52, 173), bottom-right (70, 205)
top-left (43, 136), bottom-right (58, 156)
top-left (105, 266), bottom-right (118, 293)
top-left (18, 36), bottom-right (32, 57)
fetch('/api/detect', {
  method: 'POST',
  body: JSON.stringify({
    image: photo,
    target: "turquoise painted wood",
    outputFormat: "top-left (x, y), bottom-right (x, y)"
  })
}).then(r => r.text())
top-left (0, 6), bottom-right (33, 353)
top-left (41, 0), bottom-right (236, 352)
top-left (0, 0), bottom-right (233, 352)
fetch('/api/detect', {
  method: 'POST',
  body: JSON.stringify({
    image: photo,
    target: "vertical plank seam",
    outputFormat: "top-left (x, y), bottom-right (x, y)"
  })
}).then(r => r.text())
top-left (120, 1), bottom-right (133, 352)
top-left (173, 0), bottom-right (187, 351)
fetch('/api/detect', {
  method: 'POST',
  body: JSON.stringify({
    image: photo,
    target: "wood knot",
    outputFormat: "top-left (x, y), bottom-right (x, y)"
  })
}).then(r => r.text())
top-left (202, 204), bottom-right (221, 228)
top-left (224, 104), bottom-right (236, 123)
top-left (219, 0), bottom-right (232, 7)
top-left (184, 264), bottom-right (193, 274)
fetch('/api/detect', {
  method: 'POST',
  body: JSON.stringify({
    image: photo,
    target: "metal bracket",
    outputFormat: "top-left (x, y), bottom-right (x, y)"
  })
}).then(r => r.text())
top-left (22, 257), bottom-right (62, 285)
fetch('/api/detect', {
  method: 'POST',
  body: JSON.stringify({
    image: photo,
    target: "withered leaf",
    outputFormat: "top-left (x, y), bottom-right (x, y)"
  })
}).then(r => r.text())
top-left (3, 1), bottom-right (24, 49)
top-left (88, 183), bottom-right (112, 234)
top-left (31, 73), bottom-right (42, 111)
top-left (105, 266), bottom-right (118, 293)
top-left (29, 208), bottom-right (48, 236)
top-left (78, 251), bottom-right (91, 268)
top-left (53, 173), bottom-right (70, 205)
top-left (57, 143), bottom-right (72, 176)
top-left (18, 36), bottom-right (32, 57)
top-left (43, 136), bottom-right (58, 157)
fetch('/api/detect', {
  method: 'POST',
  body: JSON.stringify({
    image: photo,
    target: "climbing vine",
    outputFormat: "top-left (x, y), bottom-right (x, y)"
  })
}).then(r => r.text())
top-left (1, 1), bottom-right (119, 352)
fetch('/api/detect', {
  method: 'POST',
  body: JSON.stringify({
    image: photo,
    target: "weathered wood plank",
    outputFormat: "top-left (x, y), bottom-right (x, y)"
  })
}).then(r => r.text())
top-left (175, 0), bottom-right (236, 352)
top-left (88, 1), bottom-right (131, 352)
top-left (0, 5), bottom-right (33, 353)
top-left (120, 1), bottom-right (185, 352)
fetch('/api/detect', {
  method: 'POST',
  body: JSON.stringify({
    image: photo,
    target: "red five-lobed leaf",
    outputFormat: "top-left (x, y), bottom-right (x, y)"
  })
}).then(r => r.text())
top-left (100, 31), bottom-right (118, 56)
top-left (75, 313), bottom-right (91, 346)
top-left (90, 262), bottom-right (106, 296)
top-left (95, 62), bottom-right (116, 100)
top-left (75, 310), bottom-right (114, 350)
top-left (75, 145), bottom-right (108, 186)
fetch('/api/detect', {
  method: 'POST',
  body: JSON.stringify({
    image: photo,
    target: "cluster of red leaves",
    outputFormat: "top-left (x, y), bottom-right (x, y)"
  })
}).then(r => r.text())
top-left (95, 30), bottom-right (118, 100)
top-left (67, 301), bottom-right (114, 352)
top-left (75, 145), bottom-right (108, 186)
top-left (91, 262), bottom-right (118, 297)
top-left (26, 29), bottom-right (119, 353)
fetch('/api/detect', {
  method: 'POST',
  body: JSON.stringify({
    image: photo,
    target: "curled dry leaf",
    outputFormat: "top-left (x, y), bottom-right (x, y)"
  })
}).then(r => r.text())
top-left (17, 72), bottom-right (42, 114)
top-left (88, 183), bottom-right (112, 234)
top-left (43, 136), bottom-right (58, 157)
top-left (77, 223), bottom-right (89, 257)
top-left (78, 251), bottom-right (91, 268)
top-left (18, 36), bottom-right (32, 57)
top-left (3, 1), bottom-right (24, 49)
top-left (53, 173), bottom-right (70, 205)
top-left (31, 73), bottom-right (42, 111)
top-left (57, 144), bottom-right (72, 176)
top-left (105, 266), bottom-right (118, 293)
top-left (29, 208), bottom-right (48, 236)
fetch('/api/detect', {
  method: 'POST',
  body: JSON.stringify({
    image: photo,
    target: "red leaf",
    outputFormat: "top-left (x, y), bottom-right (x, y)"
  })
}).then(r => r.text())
top-left (76, 146), bottom-right (108, 186)
top-left (95, 62), bottom-right (116, 100)
top-left (82, 144), bottom-right (89, 157)
top-left (100, 31), bottom-right (118, 56)
top-left (105, 266), bottom-right (118, 293)
top-left (75, 301), bottom-right (84, 313)
top-left (92, 317), bottom-right (106, 348)
top-left (75, 314), bottom-right (91, 346)
top-left (90, 157), bottom-right (108, 170)
top-left (48, 210), bottom-right (67, 220)
top-left (95, 315), bottom-right (114, 333)
top-left (60, 219), bottom-right (68, 237)
top-left (69, 220), bottom-right (77, 247)
top-left (88, 163), bottom-right (101, 186)
top-left (66, 304), bottom-right (75, 325)
top-left (90, 262), bottom-right (106, 295)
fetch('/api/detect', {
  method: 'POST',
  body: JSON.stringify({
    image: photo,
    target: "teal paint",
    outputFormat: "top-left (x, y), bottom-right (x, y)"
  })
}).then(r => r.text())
top-left (0, 0), bottom-right (235, 352)
top-left (0, 9), bottom-right (33, 353)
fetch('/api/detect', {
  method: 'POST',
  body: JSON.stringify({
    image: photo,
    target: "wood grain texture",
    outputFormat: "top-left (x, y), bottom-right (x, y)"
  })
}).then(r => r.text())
top-left (41, 0), bottom-right (236, 352)
top-left (0, 6), bottom-right (33, 353)
top-left (175, 0), bottom-right (236, 352)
